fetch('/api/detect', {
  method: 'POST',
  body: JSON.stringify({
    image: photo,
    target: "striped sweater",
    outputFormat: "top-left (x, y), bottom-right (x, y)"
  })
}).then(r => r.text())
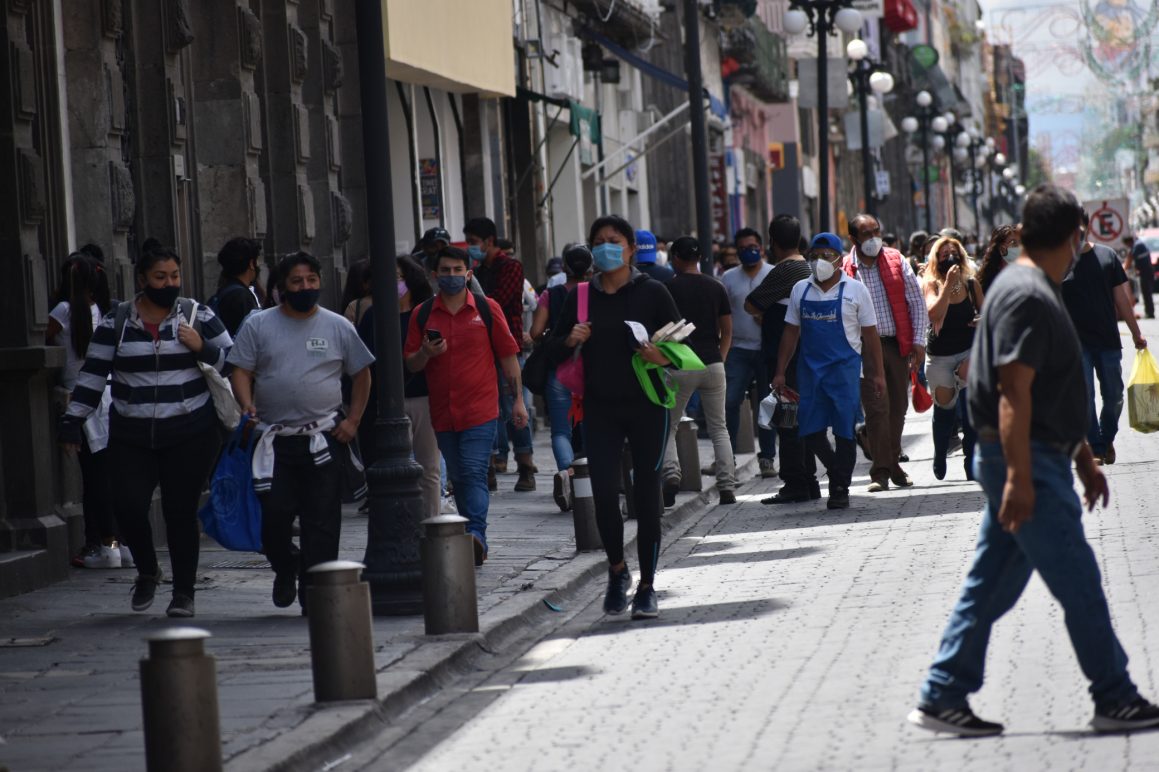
top-left (60, 297), bottom-right (233, 448)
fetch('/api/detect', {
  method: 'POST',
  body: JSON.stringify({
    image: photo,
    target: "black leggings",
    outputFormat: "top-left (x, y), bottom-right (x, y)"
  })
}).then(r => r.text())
top-left (111, 428), bottom-right (220, 595)
top-left (78, 438), bottom-right (117, 545)
top-left (585, 398), bottom-right (669, 585)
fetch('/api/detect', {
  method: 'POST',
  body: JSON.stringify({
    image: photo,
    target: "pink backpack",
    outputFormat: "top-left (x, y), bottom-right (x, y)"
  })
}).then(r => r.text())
top-left (556, 282), bottom-right (588, 396)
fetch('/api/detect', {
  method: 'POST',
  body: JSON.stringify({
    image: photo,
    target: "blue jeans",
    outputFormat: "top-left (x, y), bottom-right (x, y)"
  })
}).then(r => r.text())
top-left (494, 362), bottom-right (534, 460)
top-left (724, 347), bottom-right (775, 459)
top-left (919, 440), bottom-right (1138, 712)
top-left (546, 371), bottom-right (575, 471)
top-left (1082, 346), bottom-right (1124, 455)
top-left (437, 419), bottom-right (498, 551)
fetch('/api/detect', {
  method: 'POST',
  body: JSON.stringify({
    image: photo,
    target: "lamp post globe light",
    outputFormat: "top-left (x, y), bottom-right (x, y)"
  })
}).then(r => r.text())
top-left (784, 0), bottom-right (862, 231)
top-left (846, 37), bottom-right (894, 216)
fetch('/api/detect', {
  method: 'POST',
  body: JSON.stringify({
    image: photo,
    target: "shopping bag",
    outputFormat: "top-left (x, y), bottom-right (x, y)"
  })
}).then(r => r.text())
top-left (198, 422), bottom-right (263, 551)
top-left (911, 370), bottom-right (933, 413)
top-left (1127, 348), bottom-right (1159, 433)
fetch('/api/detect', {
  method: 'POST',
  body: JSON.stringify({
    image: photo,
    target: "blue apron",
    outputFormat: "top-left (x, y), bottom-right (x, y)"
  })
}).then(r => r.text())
top-left (797, 281), bottom-right (862, 440)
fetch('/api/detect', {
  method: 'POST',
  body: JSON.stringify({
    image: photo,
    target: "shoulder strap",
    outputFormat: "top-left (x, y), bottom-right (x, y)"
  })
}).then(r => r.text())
top-left (415, 297), bottom-right (436, 332)
top-left (472, 292), bottom-right (495, 350)
top-left (180, 298), bottom-right (201, 333)
top-left (112, 300), bottom-right (133, 353)
top-left (965, 278), bottom-right (978, 312)
top-left (577, 281), bottom-right (590, 323)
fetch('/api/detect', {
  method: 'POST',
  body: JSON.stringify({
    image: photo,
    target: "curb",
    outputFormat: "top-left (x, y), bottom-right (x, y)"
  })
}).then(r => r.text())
top-left (227, 452), bottom-right (762, 771)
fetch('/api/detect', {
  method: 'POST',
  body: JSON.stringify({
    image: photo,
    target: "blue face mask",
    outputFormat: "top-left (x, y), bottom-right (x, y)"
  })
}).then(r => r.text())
top-left (739, 246), bottom-right (763, 266)
top-left (467, 245), bottom-right (486, 264)
top-left (437, 274), bottom-right (467, 295)
top-left (592, 243), bottom-right (624, 272)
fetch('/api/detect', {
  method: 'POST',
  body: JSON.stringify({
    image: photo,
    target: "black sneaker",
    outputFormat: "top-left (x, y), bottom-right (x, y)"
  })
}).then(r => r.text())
top-left (907, 704), bottom-right (1004, 737)
top-left (1091, 697), bottom-right (1159, 732)
top-left (630, 585), bottom-right (658, 619)
top-left (762, 486), bottom-right (811, 505)
top-left (166, 593), bottom-right (195, 618)
top-left (827, 486), bottom-right (850, 510)
top-left (130, 574), bottom-right (159, 612)
top-left (273, 570), bottom-right (297, 608)
top-left (662, 478), bottom-right (679, 508)
top-left (603, 565), bottom-right (633, 615)
top-left (719, 489), bottom-right (737, 505)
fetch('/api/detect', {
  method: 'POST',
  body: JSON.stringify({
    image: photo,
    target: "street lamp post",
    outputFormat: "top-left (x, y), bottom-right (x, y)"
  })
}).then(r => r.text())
top-left (902, 90), bottom-right (942, 235)
top-left (785, 1), bottom-right (863, 232)
top-left (683, 0), bottom-right (714, 268)
top-left (846, 39), bottom-right (894, 217)
top-left (355, 0), bottom-right (426, 615)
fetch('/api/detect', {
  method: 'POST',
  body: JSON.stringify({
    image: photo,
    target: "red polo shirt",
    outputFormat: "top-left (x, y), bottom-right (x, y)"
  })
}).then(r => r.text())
top-left (404, 292), bottom-right (520, 432)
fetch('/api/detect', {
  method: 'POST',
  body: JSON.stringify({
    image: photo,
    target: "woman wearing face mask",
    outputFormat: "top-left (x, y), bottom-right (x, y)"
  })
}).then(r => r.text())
top-left (922, 236), bottom-right (984, 480)
top-left (58, 239), bottom-right (232, 618)
top-left (977, 225), bottom-right (1019, 293)
top-left (548, 215), bottom-right (681, 619)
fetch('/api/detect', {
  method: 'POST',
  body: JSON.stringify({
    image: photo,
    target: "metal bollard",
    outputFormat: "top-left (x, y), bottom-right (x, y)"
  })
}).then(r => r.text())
top-left (140, 627), bottom-right (222, 772)
top-left (569, 458), bottom-right (603, 551)
top-left (675, 418), bottom-right (703, 492)
top-left (737, 393), bottom-right (756, 454)
top-left (306, 561), bottom-right (377, 702)
top-left (421, 515), bottom-right (479, 635)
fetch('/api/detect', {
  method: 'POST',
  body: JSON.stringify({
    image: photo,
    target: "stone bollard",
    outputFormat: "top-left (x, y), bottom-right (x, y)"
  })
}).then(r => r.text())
top-left (737, 393), bottom-right (756, 454)
top-left (306, 561), bottom-right (377, 702)
top-left (140, 627), bottom-right (222, 772)
top-left (421, 515), bottom-right (479, 635)
top-left (569, 458), bottom-right (603, 551)
top-left (675, 418), bottom-right (703, 492)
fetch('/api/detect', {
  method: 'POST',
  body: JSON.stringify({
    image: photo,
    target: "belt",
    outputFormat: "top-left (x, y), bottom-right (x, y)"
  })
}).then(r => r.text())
top-left (975, 429), bottom-right (1083, 460)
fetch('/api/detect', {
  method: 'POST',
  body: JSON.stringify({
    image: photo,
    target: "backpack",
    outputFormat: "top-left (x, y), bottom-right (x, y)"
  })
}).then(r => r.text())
top-left (206, 282), bottom-right (249, 315)
top-left (414, 292), bottom-right (495, 349)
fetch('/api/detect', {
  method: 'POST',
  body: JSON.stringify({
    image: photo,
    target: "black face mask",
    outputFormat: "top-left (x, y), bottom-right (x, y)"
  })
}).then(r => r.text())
top-left (938, 257), bottom-right (957, 274)
top-left (284, 288), bottom-right (320, 312)
top-left (143, 284), bottom-right (180, 309)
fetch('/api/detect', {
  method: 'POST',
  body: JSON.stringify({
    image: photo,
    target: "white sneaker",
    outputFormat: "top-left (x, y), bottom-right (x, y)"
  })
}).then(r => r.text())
top-left (440, 495), bottom-right (458, 514)
top-left (119, 544), bottom-right (135, 569)
top-left (83, 544), bottom-right (122, 569)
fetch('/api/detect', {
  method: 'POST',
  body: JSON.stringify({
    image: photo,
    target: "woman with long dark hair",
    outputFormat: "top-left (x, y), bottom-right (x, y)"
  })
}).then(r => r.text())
top-left (976, 225), bottom-right (1019, 293)
top-left (48, 254), bottom-right (121, 569)
top-left (342, 258), bottom-right (374, 326)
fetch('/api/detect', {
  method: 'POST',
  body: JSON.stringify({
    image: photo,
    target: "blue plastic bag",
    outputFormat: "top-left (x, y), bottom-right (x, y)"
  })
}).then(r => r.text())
top-left (198, 422), bottom-right (263, 551)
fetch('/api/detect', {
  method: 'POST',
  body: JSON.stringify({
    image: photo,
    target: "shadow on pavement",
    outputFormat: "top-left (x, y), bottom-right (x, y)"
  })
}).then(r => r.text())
top-left (584, 598), bottom-right (788, 635)
top-left (676, 545), bottom-right (826, 566)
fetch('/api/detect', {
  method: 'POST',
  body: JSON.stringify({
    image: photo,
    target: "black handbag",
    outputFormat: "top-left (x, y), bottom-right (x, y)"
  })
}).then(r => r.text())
top-left (521, 342), bottom-right (551, 396)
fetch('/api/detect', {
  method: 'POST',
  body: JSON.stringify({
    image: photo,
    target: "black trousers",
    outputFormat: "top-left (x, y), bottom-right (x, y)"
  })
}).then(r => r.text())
top-left (1140, 271), bottom-right (1155, 318)
top-left (78, 438), bottom-right (117, 545)
top-left (585, 398), bottom-right (669, 585)
top-left (260, 434), bottom-right (343, 598)
top-left (768, 352), bottom-right (818, 491)
top-left (804, 432), bottom-right (856, 492)
top-left (112, 427), bottom-right (220, 595)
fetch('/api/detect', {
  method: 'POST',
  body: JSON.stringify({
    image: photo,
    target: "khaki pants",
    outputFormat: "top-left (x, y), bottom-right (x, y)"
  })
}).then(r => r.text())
top-left (662, 363), bottom-right (737, 491)
top-left (405, 396), bottom-right (442, 521)
top-left (860, 336), bottom-right (911, 481)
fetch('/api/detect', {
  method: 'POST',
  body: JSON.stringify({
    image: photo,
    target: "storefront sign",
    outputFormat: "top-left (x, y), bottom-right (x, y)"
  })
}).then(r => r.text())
top-left (420, 158), bottom-right (441, 219)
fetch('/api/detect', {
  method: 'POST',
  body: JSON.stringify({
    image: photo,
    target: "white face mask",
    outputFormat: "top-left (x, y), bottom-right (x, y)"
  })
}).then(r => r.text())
top-left (811, 258), bottom-right (837, 282)
top-left (1003, 245), bottom-right (1021, 262)
top-left (860, 237), bottom-right (883, 258)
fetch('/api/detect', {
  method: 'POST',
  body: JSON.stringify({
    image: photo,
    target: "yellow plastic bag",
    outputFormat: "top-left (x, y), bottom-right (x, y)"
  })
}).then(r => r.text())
top-left (1127, 349), bottom-right (1159, 433)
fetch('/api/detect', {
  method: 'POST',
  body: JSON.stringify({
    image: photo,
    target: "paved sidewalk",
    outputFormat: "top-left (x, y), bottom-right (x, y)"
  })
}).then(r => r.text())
top-left (0, 429), bottom-right (756, 772)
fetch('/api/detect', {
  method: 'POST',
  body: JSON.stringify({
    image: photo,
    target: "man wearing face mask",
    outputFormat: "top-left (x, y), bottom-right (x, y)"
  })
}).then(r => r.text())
top-left (843, 214), bottom-right (929, 492)
top-left (634, 229), bottom-right (675, 282)
top-left (209, 237), bottom-right (264, 337)
top-left (721, 227), bottom-right (777, 478)
top-left (229, 252), bottom-right (375, 611)
top-left (773, 233), bottom-right (885, 510)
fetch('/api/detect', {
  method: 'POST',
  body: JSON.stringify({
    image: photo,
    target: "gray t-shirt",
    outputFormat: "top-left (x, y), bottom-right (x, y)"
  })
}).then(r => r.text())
top-left (967, 263), bottom-right (1087, 446)
top-left (721, 263), bottom-right (772, 350)
top-left (228, 306), bottom-right (375, 426)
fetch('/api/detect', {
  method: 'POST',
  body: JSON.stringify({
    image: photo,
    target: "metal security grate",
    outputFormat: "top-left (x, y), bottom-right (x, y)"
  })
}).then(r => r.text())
top-left (207, 558), bottom-right (271, 570)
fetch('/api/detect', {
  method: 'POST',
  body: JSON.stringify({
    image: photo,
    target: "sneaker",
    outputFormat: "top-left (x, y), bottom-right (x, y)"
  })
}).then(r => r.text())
top-left (759, 457), bottom-right (777, 479)
top-left (867, 477), bottom-right (889, 493)
top-left (1091, 697), bottom-right (1159, 732)
top-left (119, 544), bottom-right (135, 569)
top-left (1104, 442), bottom-right (1117, 465)
top-left (827, 487), bottom-right (851, 510)
top-left (83, 543), bottom-right (122, 569)
top-left (890, 467), bottom-right (914, 488)
top-left (553, 471), bottom-right (572, 512)
top-left (72, 544), bottom-right (100, 568)
top-left (130, 574), bottom-right (159, 612)
top-left (472, 535), bottom-right (487, 567)
top-left (603, 565), bottom-right (633, 615)
top-left (719, 489), bottom-right (737, 505)
top-left (273, 571), bottom-right (297, 608)
top-left (761, 486), bottom-right (811, 505)
top-left (630, 585), bottom-right (658, 619)
top-left (662, 478), bottom-right (680, 509)
top-left (166, 593), bottom-right (195, 618)
top-left (907, 704), bottom-right (1004, 737)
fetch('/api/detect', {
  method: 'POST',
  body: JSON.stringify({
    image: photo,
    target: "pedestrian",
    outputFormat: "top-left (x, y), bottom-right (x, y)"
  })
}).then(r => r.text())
top-left (976, 225), bottom-right (1019, 293)
top-left (59, 239), bottom-right (231, 617)
top-left (1124, 234), bottom-right (1155, 318)
top-left (745, 214), bottom-right (820, 503)
top-left (634, 229), bottom-right (675, 282)
top-left (715, 242), bottom-right (740, 276)
top-left (908, 183), bottom-right (1159, 737)
top-left (208, 237), bottom-right (264, 337)
top-left (341, 257), bottom-right (373, 326)
top-left (1060, 210), bottom-right (1148, 465)
top-left (921, 236), bottom-right (983, 481)
top-left (529, 245), bottom-right (592, 511)
top-left (907, 230), bottom-right (930, 273)
top-left (405, 246), bottom-right (526, 565)
top-left (884, 232), bottom-right (898, 250)
top-left (544, 255), bottom-right (566, 290)
top-left (48, 254), bottom-right (125, 569)
top-left (660, 236), bottom-right (737, 506)
top-left (411, 226), bottom-right (452, 265)
top-left (842, 214), bottom-right (928, 492)
top-left (772, 233), bottom-right (885, 509)
top-left (548, 215), bottom-right (681, 618)
top-left (721, 227), bottom-right (777, 478)
top-left (465, 217), bottom-right (537, 491)
top-left (229, 252), bottom-right (374, 611)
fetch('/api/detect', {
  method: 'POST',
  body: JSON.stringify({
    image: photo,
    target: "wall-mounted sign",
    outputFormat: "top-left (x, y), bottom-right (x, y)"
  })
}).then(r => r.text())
top-left (420, 158), bottom-right (441, 220)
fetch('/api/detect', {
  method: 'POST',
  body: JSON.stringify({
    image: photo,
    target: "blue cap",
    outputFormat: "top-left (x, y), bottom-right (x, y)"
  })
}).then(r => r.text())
top-left (809, 233), bottom-right (844, 254)
top-left (635, 230), bottom-right (658, 263)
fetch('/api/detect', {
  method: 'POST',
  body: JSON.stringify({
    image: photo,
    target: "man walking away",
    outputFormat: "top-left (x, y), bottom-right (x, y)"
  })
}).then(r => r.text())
top-left (909, 184), bottom-right (1159, 737)
top-left (773, 234), bottom-right (886, 510)
top-left (746, 215), bottom-right (820, 503)
top-left (635, 229), bottom-right (675, 282)
top-left (405, 246), bottom-right (526, 566)
top-left (229, 252), bottom-right (374, 612)
top-left (842, 214), bottom-right (928, 492)
top-left (1125, 234), bottom-right (1155, 318)
top-left (722, 227), bottom-right (776, 477)
top-left (660, 237), bottom-right (736, 505)
top-left (1061, 212), bottom-right (1147, 466)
